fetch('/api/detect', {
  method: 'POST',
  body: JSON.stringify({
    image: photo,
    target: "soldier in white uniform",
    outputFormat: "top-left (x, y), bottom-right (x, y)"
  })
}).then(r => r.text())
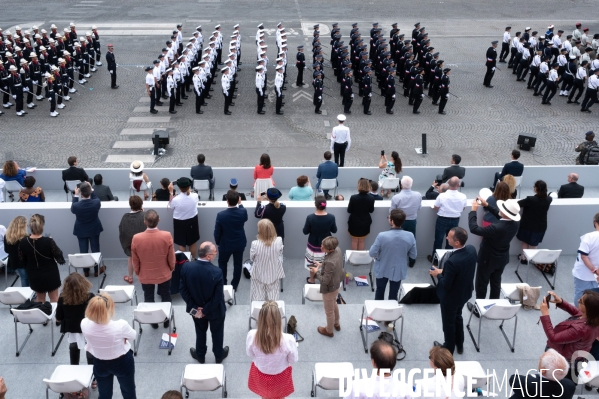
top-left (274, 64), bottom-right (284, 115)
top-left (172, 61), bottom-right (183, 105)
top-left (256, 24), bottom-right (264, 45)
top-left (499, 26), bottom-right (511, 62)
top-left (192, 66), bottom-right (203, 114)
top-left (255, 65), bottom-right (265, 114)
top-left (166, 68), bottom-right (176, 114)
top-left (221, 66), bottom-right (231, 115)
top-left (233, 25), bottom-right (241, 64)
top-left (144, 66), bottom-right (157, 114)
top-left (197, 60), bottom-right (209, 106)
top-left (152, 59), bottom-right (163, 106)
top-left (568, 59), bottom-right (588, 104)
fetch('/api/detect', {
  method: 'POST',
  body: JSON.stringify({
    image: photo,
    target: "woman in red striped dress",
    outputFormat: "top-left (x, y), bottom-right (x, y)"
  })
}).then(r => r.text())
top-left (246, 301), bottom-right (298, 399)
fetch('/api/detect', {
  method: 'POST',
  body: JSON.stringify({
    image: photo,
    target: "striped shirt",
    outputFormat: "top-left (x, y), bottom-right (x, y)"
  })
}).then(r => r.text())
top-left (250, 237), bottom-right (285, 284)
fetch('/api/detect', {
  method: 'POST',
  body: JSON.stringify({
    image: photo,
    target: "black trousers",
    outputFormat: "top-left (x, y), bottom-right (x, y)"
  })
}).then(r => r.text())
top-left (2, 88), bottom-right (10, 105)
top-left (296, 66), bottom-right (304, 85)
top-left (440, 302), bottom-right (465, 355)
top-left (69, 342), bottom-right (94, 366)
top-left (161, 76), bottom-right (168, 98)
top-left (363, 95), bottom-right (371, 113)
top-left (314, 94), bottom-right (322, 112)
top-left (333, 142), bottom-right (347, 167)
top-left (385, 93), bottom-right (395, 111)
top-left (25, 82), bottom-right (33, 103)
top-left (561, 75), bottom-right (573, 91)
top-left (155, 83), bottom-right (162, 103)
top-left (438, 91), bottom-right (448, 113)
top-left (149, 87), bottom-right (156, 111)
top-left (14, 89), bottom-right (23, 112)
top-left (275, 91), bottom-right (283, 112)
top-left (141, 280), bottom-right (172, 303)
top-left (256, 88), bottom-right (264, 112)
top-left (343, 93), bottom-right (353, 112)
top-left (109, 69), bottom-right (117, 88)
top-left (475, 259), bottom-right (506, 299)
top-left (499, 42), bottom-right (509, 61)
top-left (569, 80), bottom-right (585, 101)
top-left (195, 91), bottom-right (202, 113)
top-left (542, 81), bottom-right (557, 103)
top-left (534, 74), bottom-right (547, 94)
top-left (49, 92), bottom-right (56, 112)
top-left (413, 95), bottom-right (423, 112)
top-left (483, 65), bottom-right (495, 86)
top-left (516, 60), bottom-right (529, 80)
top-left (527, 66), bottom-right (538, 87)
top-left (175, 84), bottom-right (181, 104)
top-left (169, 89), bottom-right (176, 112)
top-left (223, 92), bottom-right (230, 113)
top-left (508, 48), bottom-right (517, 66)
top-left (581, 88), bottom-right (598, 110)
top-left (193, 316), bottom-right (225, 359)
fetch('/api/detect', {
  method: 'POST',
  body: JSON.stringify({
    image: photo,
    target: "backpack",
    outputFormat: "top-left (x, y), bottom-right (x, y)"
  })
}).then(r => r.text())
top-left (583, 145), bottom-right (599, 165)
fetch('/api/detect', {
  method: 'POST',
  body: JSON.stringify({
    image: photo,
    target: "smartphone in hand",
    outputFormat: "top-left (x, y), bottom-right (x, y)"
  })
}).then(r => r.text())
top-left (545, 294), bottom-right (552, 304)
top-left (189, 308), bottom-right (198, 317)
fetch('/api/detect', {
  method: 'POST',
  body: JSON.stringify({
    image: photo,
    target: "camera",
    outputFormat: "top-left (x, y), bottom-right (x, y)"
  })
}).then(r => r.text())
top-left (260, 191), bottom-right (266, 197)
top-left (172, 181), bottom-right (178, 186)
top-left (381, 150), bottom-right (385, 156)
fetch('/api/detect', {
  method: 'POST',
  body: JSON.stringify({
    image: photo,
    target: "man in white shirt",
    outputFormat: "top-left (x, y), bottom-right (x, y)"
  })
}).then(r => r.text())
top-left (330, 114), bottom-right (351, 167)
top-left (581, 69), bottom-right (599, 113)
top-left (427, 177), bottom-right (467, 265)
top-left (348, 339), bottom-right (412, 399)
top-left (572, 212), bottom-right (599, 303)
top-left (499, 26), bottom-right (511, 62)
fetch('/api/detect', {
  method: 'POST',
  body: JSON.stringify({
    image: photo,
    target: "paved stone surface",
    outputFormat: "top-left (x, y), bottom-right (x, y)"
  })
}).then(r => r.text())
top-left (0, 1), bottom-right (598, 170)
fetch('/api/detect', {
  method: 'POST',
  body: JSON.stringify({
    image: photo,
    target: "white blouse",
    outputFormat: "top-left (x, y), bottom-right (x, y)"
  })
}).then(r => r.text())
top-left (81, 318), bottom-right (137, 360)
top-left (169, 191), bottom-right (199, 220)
top-left (246, 329), bottom-right (298, 375)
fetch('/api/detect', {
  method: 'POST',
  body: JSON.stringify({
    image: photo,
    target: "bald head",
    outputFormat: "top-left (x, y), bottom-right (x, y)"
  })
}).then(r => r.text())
top-left (198, 241), bottom-right (216, 259)
top-left (448, 176), bottom-right (460, 189)
top-left (439, 183), bottom-right (450, 193)
top-left (568, 173), bottom-right (579, 182)
top-left (370, 340), bottom-right (397, 371)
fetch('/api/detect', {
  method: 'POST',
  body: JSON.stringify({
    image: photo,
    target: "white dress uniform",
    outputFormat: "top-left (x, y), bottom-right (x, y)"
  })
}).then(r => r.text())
top-left (563, 40), bottom-right (572, 54)
top-left (570, 46), bottom-right (581, 59)
top-left (503, 31), bottom-right (511, 44)
top-left (552, 36), bottom-right (562, 49)
top-left (166, 74), bottom-right (176, 111)
top-left (166, 46), bottom-right (175, 63)
top-left (330, 123), bottom-right (351, 166)
top-left (274, 70), bottom-right (284, 113)
top-left (256, 71), bottom-right (264, 95)
top-left (591, 59), bottom-right (599, 73)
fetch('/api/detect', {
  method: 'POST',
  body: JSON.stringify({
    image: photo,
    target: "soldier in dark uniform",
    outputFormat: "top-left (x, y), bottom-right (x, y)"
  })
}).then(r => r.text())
top-left (403, 53), bottom-right (414, 95)
top-left (45, 72), bottom-right (58, 117)
top-left (106, 44), bottom-right (117, 88)
top-left (313, 70), bottom-right (323, 114)
top-left (342, 68), bottom-right (353, 113)
top-left (438, 68), bottom-right (451, 115)
top-left (358, 54), bottom-right (370, 94)
top-left (385, 67), bottom-right (396, 114)
top-left (407, 59), bottom-right (420, 103)
top-left (431, 60), bottom-right (444, 103)
top-left (0, 61), bottom-right (11, 109)
top-left (483, 41), bottom-right (498, 88)
top-left (423, 47), bottom-right (434, 89)
top-left (9, 65), bottom-right (25, 116)
top-left (92, 26), bottom-right (102, 66)
top-left (29, 53), bottom-right (43, 100)
top-left (412, 23), bottom-right (420, 46)
top-left (412, 68), bottom-right (425, 114)
top-left (397, 43), bottom-right (412, 81)
top-left (380, 53), bottom-right (393, 96)
top-left (362, 67), bottom-right (372, 115)
top-left (369, 23), bottom-right (379, 60)
top-left (19, 59), bottom-right (35, 109)
top-left (295, 45), bottom-right (305, 87)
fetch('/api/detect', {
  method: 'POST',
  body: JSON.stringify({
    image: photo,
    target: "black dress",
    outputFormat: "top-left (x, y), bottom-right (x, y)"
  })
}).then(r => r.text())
top-left (18, 236), bottom-right (65, 293)
top-left (56, 293), bottom-right (95, 334)
top-left (255, 202), bottom-right (287, 241)
top-left (347, 192), bottom-right (375, 237)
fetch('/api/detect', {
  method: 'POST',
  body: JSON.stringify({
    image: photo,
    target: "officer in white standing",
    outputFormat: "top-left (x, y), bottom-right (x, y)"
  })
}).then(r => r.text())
top-left (255, 65), bottom-right (265, 114)
top-left (274, 65), bottom-right (284, 115)
top-left (145, 66), bottom-right (158, 114)
top-left (330, 114), bottom-right (351, 167)
top-left (221, 66), bottom-right (231, 115)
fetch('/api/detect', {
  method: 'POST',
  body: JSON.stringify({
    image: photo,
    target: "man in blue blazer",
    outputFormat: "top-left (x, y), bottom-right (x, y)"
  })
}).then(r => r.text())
top-left (214, 190), bottom-right (248, 290)
top-left (430, 227), bottom-right (477, 355)
top-left (491, 149), bottom-right (524, 190)
top-left (180, 241), bottom-right (228, 364)
top-left (316, 150), bottom-right (339, 199)
top-left (71, 182), bottom-right (104, 277)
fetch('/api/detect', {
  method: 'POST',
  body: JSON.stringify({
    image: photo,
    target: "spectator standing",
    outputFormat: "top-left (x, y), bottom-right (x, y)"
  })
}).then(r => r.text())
top-left (429, 227), bottom-right (477, 355)
top-left (168, 177), bottom-right (200, 258)
top-left (557, 173), bottom-right (584, 198)
top-left (18, 176), bottom-right (44, 202)
top-left (153, 178), bottom-right (175, 201)
top-left (180, 242), bottom-right (228, 364)
top-left (255, 188), bottom-right (286, 241)
top-left (221, 178), bottom-right (246, 201)
top-left (517, 180), bottom-right (552, 264)
top-left (4, 216), bottom-right (29, 286)
top-left (288, 175), bottom-right (314, 200)
top-left (469, 197), bottom-right (520, 303)
top-left (575, 131), bottom-right (597, 165)
top-left (250, 220), bottom-right (284, 301)
top-left (491, 149), bottom-right (524, 190)
top-left (190, 154), bottom-right (215, 200)
top-left (482, 182), bottom-right (510, 227)
top-left (304, 196), bottom-right (338, 272)
top-left (428, 177), bottom-right (467, 264)
top-left (309, 236), bottom-right (345, 337)
top-left (19, 214), bottom-right (65, 302)
top-left (316, 151), bottom-right (338, 200)
top-left (572, 213), bottom-right (599, 303)
top-left (118, 197), bottom-right (145, 284)
top-left (131, 210), bottom-right (176, 327)
top-left (253, 153), bottom-right (275, 195)
top-left (369, 181), bottom-right (384, 200)
top-left (347, 179), bottom-right (375, 250)
top-left (56, 273), bottom-right (95, 368)
top-left (93, 174), bottom-right (117, 201)
top-left (330, 114), bottom-right (351, 167)
top-left (369, 209), bottom-right (416, 300)
top-left (440, 154), bottom-right (465, 183)
top-left (0, 160), bottom-right (26, 186)
top-left (62, 156), bottom-right (91, 193)
top-left (390, 176), bottom-right (422, 267)
top-left (214, 191), bottom-right (248, 290)
top-left (129, 161), bottom-right (151, 200)
top-left (378, 151), bottom-right (402, 197)
top-left (509, 350), bottom-right (575, 399)
top-left (247, 301), bottom-right (298, 398)
top-left (81, 294), bottom-right (137, 399)
top-left (71, 182), bottom-right (104, 277)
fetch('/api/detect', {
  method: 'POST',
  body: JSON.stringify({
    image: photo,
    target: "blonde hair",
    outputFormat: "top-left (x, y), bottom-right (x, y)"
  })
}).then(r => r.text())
top-left (257, 219), bottom-right (277, 246)
top-left (503, 174), bottom-right (517, 194)
top-left (254, 301), bottom-right (282, 354)
top-left (85, 293), bottom-right (115, 324)
top-left (6, 216), bottom-right (28, 245)
top-left (429, 346), bottom-right (455, 376)
top-left (29, 214), bottom-right (45, 235)
top-left (321, 236), bottom-right (338, 251)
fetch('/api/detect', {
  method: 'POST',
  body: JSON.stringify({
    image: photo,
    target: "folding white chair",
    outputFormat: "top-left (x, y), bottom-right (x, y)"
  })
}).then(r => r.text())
top-left (249, 300), bottom-right (286, 331)
top-left (318, 178), bottom-right (338, 197)
top-left (466, 299), bottom-right (521, 352)
top-left (133, 302), bottom-right (176, 355)
top-left (514, 175), bottom-right (523, 198)
top-left (381, 177), bottom-right (400, 196)
top-left (254, 178), bottom-right (274, 197)
top-left (0, 286), bottom-right (34, 308)
top-left (68, 253), bottom-right (106, 290)
top-left (454, 361), bottom-right (493, 391)
top-left (360, 300), bottom-right (404, 353)
top-left (180, 364), bottom-right (226, 398)
top-left (311, 362), bottom-right (354, 397)
top-left (43, 365), bottom-right (94, 399)
top-left (302, 284), bottom-right (323, 304)
top-left (517, 249), bottom-right (561, 289)
top-left (11, 302), bottom-right (65, 356)
top-left (500, 283), bottom-right (541, 304)
top-left (399, 283), bottom-right (433, 302)
top-left (1, 255), bottom-right (19, 288)
top-left (578, 361), bottom-right (599, 395)
top-left (65, 180), bottom-right (80, 201)
top-left (129, 180), bottom-right (153, 198)
top-left (100, 285), bottom-right (137, 306)
top-left (223, 285), bottom-right (236, 305)
top-left (4, 180), bottom-right (23, 202)
top-left (344, 250), bottom-right (374, 292)
top-left (193, 179), bottom-right (213, 201)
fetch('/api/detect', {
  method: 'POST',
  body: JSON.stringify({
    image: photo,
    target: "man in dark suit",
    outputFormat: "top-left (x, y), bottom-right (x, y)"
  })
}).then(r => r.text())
top-left (214, 191), bottom-right (248, 290)
top-left (423, 182), bottom-right (448, 200)
top-left (92, 174), bottom-right (117, 201)
top-left (106, 43), bottom-right (117, 88)
top-left (491, 149), bottom-right (524, 190)
top-left (71, 182), bottom-right (104, 277)
top-left (369, 181), bottom-right (384, 200)
top-left (180, 241), bottom-right (228, 364)
top-left (557, 173), bottom-right (584, 198)
top-left (430, 227), bottom-right (477, 355)
top-left (509, 349), bottom-right (575, 398)
top-left (316, 150), bottom-right (339, 200)
top-left (441, 154), bottom-right (466, 183)
top-left (190, 153), bottom-right (214, 200)
top-left (62, 156), bottom-right (91, 193)
top-left (469, 197), bottom-right (520, 306)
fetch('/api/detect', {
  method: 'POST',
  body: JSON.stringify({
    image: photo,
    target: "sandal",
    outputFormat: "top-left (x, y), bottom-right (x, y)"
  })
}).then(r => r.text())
top-left (92, 380), bottom-right (98, 390)
top-left (123, 275), bottom-right (133, 284)
top-left (306, 277), bottom-right (316, 284)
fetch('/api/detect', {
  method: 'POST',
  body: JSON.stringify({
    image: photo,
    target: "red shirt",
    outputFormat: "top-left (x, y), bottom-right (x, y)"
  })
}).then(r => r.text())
top-left (253, 165), bottom-right (274, 182)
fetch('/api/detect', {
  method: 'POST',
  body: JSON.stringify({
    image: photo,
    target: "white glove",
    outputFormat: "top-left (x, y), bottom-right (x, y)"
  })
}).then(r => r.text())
top-left (259, 91), bottom-right (263, 96)
top-left (351, 94), bottom-right (354, 98)
top-left (23, 87), bottom-right (28, 92)
top-left (116, 64), bottom-right (119, 67)
top-left (368, 93), bottom-right (372, 97)
top-left (12, 95), bottom-right (16, 99)
top-left (109, 70), bottom-right (113, 74)
top-left (318, 96), bottom-right (322, 100)
top-left (33, 81), bottom-right (38, 85)
top-left (48, 98), bottom-right (51, 102)
top-left (445, 94), bottom-right (449, 99)
top-left (83, 60), bottom-right (86, 64)
top-left (392, 94), bottom-right (396, 99)
top-left (421, 94), bottom-right (425, 98)
top-left (492, 67), bottom-right (496, 72)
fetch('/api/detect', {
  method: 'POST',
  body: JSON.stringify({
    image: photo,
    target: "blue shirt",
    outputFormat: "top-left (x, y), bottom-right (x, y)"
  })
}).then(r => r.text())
top-left (0, 169), bottom-right (26, 186)
top-left (369, 228), bottom-right (417, 282)
top-left (289, 186), bottom-right (313, 201)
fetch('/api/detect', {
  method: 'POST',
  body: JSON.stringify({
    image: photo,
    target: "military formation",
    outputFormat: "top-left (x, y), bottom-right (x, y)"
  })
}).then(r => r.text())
top-left (487, 23), bottom-right (599, 111)
top-left (309, 22), bottom-right (452, 116)
top-left (0, 23), bottom-right (103, 117)
top-left (254, 22), bottom-right (289, 115)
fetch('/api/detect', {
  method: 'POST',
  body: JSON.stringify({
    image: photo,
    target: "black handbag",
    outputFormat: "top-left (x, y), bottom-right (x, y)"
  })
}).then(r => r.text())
top-left (378, 331), bottom-right (406, 361)
top-left (287, 315), bottom-right (304, 342)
